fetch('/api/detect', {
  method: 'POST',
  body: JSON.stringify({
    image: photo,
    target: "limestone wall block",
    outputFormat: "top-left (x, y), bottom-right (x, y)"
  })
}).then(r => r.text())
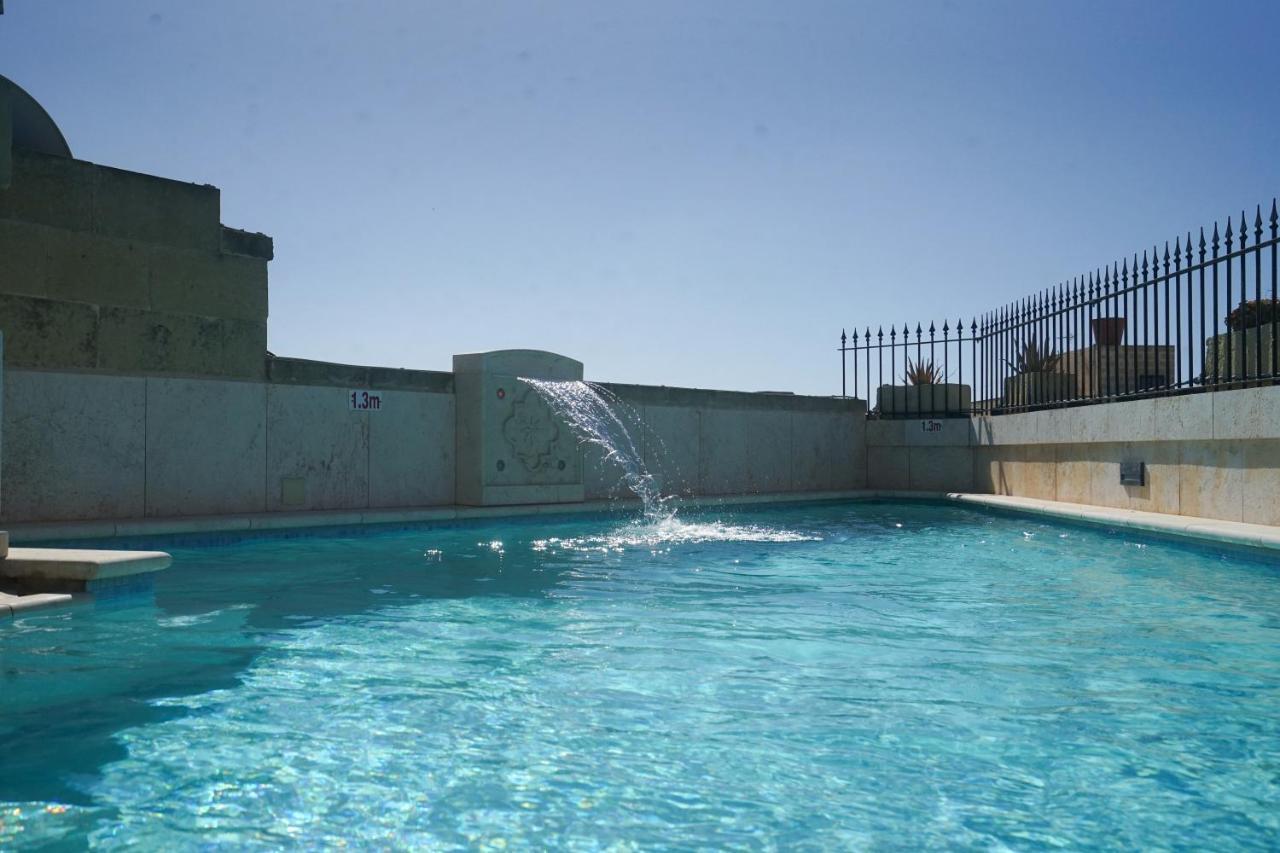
top-left (1177, 442), bottom-right (1245, 523)
top-left (148, 246), bottom-right (268, 322)
top-left (0, 150), bottom-right (94, 232)
top-left (368, 390), bottom-right (455, 508)
top-left (144, 377), bottom-right (267, 516)
top-left (46, 228), bottom-right (149, 309)
top-left (0, 293), bottom-right (98, 369)
top-left (639, 404), bottom-right (699, 497)
top-left (266, 384), bottom-right (369, 512)
top-left (1, 371), bottom-right (145, 522)
top-left (92, 163), bottom-right (220, 251)
top-left (1242, 440), bottom-right (1280, 526)
top-left (0, 219), bottom-right (51, 298)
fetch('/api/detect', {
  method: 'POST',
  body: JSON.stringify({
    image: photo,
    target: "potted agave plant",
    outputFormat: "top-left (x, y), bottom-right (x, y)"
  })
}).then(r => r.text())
top-left (1204, 299), bottom-right (1280, 382)
top-left (876, 358), bottom-right (972, 417)
top-left (1002, 335), bottom-right (1076, 407)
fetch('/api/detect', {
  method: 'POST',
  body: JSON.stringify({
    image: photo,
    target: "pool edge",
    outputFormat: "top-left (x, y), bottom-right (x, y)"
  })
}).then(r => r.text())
top-left (6, 490), bottom-right (1278, 557)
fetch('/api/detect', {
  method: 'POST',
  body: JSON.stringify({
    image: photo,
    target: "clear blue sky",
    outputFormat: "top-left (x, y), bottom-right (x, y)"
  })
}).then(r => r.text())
top-left (3, 1), bottom-right (1278, 395)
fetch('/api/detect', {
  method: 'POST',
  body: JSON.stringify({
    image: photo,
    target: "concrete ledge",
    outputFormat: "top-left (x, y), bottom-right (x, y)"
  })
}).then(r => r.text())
top-left (265, 356), bottom-right (454, 393)
top-left (1, 548), bottom-right (171, 592)
top-left (0, 591), bottom-right (82, 619)
top-left (602, 381), bottom-right (865, 413)
top-left (972, 385), bottom-right (1280, 447)
top-left (220, 226), bottom-right (274, 260)
top-left (939, 493), bottom-right (1280, 554)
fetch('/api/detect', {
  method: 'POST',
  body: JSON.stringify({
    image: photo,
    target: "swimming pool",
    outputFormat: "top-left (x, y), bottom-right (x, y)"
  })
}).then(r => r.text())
top-left (2, 501), bottom-right (1279, 849)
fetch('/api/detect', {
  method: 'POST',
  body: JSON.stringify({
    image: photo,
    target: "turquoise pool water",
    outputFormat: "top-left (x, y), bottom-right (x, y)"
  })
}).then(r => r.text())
top-left (2, 501), bottom-right (1279, 849)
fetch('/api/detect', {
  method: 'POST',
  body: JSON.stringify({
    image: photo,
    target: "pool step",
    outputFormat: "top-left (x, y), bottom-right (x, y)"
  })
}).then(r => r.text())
top-left (0, 547), bottom-right (171, 597)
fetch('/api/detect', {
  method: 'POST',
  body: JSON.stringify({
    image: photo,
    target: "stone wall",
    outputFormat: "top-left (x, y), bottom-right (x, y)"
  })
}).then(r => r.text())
top-left (971, 386), bottom-right (1280, 526)
top-left (863, 417), bottom-right (975, 492)
top-left (861, 385), bottom-right (1279, 527)
top-left (0, 363), bottom-right (864, 524)
top-left (1, 364), bottom-right (455, 523)
top-left (0, 150), bottom-right (271, 380)
top-left (589, 384), bottom-right (866, 499)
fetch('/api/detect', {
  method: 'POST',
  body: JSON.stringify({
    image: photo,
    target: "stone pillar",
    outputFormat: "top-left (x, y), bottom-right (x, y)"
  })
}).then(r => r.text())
top-left (453, 350), bottom-right (585, 506)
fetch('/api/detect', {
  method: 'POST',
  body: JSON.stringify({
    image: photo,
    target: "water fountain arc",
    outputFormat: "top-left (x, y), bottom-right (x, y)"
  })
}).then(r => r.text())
top-left (520, 378), bottom-right (669, 520)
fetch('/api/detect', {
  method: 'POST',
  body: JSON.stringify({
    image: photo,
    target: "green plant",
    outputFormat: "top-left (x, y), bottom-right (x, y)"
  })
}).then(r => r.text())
top-left (1005, 335), bottom-right (1061, 374)
top-left (903, 358), bottom-right (943, 385)
top-left (1226, 299), bottom-right (1280, 331)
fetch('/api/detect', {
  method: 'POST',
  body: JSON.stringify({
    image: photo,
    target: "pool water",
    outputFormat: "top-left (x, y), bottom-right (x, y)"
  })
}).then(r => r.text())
top-left (2, 501), bottom-right (1279, 849)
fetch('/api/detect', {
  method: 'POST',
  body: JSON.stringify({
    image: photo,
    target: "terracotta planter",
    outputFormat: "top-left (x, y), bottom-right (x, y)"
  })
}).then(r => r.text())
top-left (1091, 317), bottom-right (1127, 346)
top-left (876, 383), bottom-right (972, 417)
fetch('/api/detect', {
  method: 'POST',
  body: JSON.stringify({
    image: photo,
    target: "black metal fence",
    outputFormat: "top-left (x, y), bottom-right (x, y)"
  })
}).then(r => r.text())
top-left (840, 199), bottom-right (1280, 417)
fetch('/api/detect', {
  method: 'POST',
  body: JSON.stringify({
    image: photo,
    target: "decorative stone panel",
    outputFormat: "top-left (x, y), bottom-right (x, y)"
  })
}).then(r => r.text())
top-left (453, 350), bottom-right (584, 506)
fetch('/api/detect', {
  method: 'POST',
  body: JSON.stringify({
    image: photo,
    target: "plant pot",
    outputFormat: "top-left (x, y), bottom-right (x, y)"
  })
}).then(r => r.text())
top-left (1203, 325), bottom-right (1279, 382)
top-left (876, 383), bottom-right (972, 417)
top-left (1002, 372), bottom-right (1076, 408)
top-left (1091, 317), bottom-right (1127, 346)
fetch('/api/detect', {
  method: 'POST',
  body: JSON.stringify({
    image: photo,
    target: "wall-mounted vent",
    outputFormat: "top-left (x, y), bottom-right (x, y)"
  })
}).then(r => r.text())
top-left (1120, 461), bottom-right (1145, 487)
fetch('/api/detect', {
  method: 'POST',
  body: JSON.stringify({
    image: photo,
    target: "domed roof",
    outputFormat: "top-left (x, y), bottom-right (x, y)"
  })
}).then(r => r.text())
top-left (1, 74), bottom-right (72, 158)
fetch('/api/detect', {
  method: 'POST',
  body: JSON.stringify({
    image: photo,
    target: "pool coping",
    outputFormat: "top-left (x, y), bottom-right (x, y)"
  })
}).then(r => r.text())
top-left (935, 493), bottom-right (1280, 554)
top-left (2, 490), bottom-right (873, 544)
top-left (5, 491), bottom-right (1279, 555)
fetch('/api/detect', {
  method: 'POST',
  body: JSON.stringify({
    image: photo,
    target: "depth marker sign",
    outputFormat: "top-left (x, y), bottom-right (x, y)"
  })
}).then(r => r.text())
top-left (349, 390), bottom-right (383, 411)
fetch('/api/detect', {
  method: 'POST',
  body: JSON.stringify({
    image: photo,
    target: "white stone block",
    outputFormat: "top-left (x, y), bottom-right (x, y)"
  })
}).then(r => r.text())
top-left (640, 404), bottom-right (699, 496)
top-left (1212, 385), bottom-right (1280, 441)
top-left (266, 384), bottom-right (369, 511)
top-left (698, 408), bottom-right (791, 494)
top-left (369, 390), bottom-right (455, 508)
top-left (2, 370), bottom-right (145, 522)
top-left (145, 377), bottom-right (267, 516)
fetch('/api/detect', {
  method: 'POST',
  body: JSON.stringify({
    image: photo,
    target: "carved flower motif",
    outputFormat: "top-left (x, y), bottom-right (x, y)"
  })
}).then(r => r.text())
top-left (501, 393), bottom-right (559, 471)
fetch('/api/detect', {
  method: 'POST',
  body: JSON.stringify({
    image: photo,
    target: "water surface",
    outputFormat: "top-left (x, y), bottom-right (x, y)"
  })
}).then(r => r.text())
top-left (2, 502), bottom-right (1279, 849)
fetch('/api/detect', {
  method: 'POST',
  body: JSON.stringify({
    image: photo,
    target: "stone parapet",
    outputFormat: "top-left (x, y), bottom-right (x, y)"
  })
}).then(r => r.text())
top-left (0, 151), bottom-right (271, 379)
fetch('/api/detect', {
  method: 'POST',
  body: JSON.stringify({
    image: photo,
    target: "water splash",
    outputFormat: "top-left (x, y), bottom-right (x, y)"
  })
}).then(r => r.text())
top-left (522, 378), bottom-right (820, 548)
top-left (521, 379), bottom-right (669, 519)
top-left (533, 517), bottom-right (820, 554)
